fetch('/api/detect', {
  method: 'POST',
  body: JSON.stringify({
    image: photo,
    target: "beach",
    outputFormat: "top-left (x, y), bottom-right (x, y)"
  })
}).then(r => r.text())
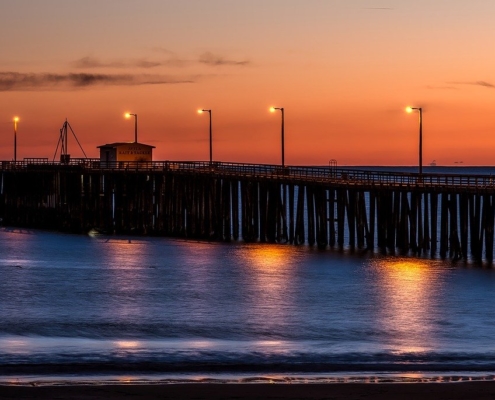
top-left (2, 382), bottom-right (495, 400)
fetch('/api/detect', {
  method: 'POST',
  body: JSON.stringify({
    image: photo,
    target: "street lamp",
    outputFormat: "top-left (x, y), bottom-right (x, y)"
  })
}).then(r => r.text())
top-left (270, 107), bottom-right (285, 167)
top-left (198, 109), bottom-right (212, 164)
top-left (13, 116), bottom-right (19, 162)
top-left (124, 112), bottom-right (138, 143)
top-left (406, 106), bottom-right (423, 175)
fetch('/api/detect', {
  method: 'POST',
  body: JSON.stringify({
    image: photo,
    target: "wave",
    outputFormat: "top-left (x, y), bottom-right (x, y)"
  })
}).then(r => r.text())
top-left (2, 349), bottom-right (495, 376)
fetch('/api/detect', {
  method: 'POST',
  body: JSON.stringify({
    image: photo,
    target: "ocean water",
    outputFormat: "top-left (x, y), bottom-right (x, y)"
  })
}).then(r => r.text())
top-left (1, 228), bottom-right (495, 384)
top-left (1, 165), bottom-right (495, 385)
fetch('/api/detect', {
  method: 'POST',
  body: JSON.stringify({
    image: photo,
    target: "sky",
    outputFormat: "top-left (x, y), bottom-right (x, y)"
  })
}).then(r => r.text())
top-left (1, 0), bottom-right (495, 165)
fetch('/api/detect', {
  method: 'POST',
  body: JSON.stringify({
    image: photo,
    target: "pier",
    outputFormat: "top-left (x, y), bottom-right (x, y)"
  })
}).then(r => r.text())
top-left (1, 160), bottom-right (495, 263)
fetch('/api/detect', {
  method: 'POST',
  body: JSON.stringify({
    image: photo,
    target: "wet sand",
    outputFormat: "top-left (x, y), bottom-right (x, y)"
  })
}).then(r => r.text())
top-left (1, 382), bottom-right (495, 400)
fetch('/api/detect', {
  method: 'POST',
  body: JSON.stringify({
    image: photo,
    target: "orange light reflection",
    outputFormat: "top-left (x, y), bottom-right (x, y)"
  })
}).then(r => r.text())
top-left (244, 245), bottom-right (292, 272)
top-left (241, 245), bottom-right (295, 329)
top-left (374, 259), bottom-right (442, 354)
top-left (114, 340), bottom-right (140, 349)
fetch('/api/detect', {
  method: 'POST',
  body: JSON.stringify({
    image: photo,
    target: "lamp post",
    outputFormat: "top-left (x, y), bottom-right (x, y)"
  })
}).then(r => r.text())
top-left (406, 106), bottom-right (423, 175)
top-left (13, 116), bottom-right (19, 162)
top-left (198, 109), bottom-right (212, 164)
top-left (270, 107), bottom-right (285, 167)
top-left (125, 113), bottom-right (138, 143)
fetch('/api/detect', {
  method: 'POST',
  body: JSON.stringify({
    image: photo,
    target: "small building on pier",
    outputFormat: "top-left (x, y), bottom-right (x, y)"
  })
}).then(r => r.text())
top-left (97, 142), bottom-right (155, 167)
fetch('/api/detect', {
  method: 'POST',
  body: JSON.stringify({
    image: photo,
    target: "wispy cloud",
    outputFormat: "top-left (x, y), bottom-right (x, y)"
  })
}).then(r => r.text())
top-left (72, 56), bottom-right (171, 69)
top-left (473, 80), bottom-right (495, 88)
top-left (72, 51), bottom-right (251, 70)
top-left (0, 72), bottom-right (194, 91)
top-left (198, 52), bottom-right (250, 66)
top-left (72, 57), bottom-right (125, 69)
top-left (448, 80), bottom-right (495, 89)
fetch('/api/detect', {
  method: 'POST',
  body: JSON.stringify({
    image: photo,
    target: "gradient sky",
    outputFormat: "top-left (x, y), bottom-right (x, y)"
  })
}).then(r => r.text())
top-left (1, 0), bottom-right (494, 165)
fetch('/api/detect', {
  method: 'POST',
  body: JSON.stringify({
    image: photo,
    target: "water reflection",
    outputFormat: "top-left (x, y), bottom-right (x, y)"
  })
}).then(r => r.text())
top-left (114, 340), bottom-right (141, 349)
top-left (97, 239), bottom-right (150, 320)
top-left (244, 245), bottom-right (293, 272)
top-left (0, 338), bottom-right (29, 354)
top-left (240, 245), bottom-right (296, 334)
top-left (372, 258), bottom-right (445, 353)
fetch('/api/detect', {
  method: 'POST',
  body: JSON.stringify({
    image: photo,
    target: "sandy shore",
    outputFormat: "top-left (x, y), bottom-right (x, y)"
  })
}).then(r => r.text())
top-left (1, 382), bottom-right (495, 400)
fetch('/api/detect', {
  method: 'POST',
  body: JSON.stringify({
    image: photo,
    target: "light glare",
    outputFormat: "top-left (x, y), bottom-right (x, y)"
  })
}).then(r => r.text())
top-left (198, 109), bottom-right (203, 114)
top-left (13, 116), bottom-right (19, 122)
top-left (405, 107), bottom-right (413, 113)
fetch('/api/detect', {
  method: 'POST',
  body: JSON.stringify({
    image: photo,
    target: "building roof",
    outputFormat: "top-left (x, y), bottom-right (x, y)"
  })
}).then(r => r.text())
top-left (97, 142), bottom-right (156, 149)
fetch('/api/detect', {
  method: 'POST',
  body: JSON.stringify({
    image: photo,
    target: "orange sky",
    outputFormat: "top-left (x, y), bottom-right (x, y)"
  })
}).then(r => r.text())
top-left (1, 0), bottom-right (495, 165)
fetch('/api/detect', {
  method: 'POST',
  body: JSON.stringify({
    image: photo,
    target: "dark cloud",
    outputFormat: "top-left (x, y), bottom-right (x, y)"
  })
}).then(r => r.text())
top-left (474, 81), bottom-right (495, 88)
top-left (199, 52), bottom-right (250, 66)
top-left (72, 51), bottom-right (251, 70)
top-left (0, 72), bottom-right (194, 91)
top-left (72, 55), bottom-right (190, 69)
top-left (448, 80), bottom-right (495, 89)
top-left (73, 56), bottom-right (164, 69)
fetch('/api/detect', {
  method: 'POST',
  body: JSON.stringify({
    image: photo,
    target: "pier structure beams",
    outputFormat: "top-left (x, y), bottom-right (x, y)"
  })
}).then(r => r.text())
top-left (1, 167), bottom-right (495, 263)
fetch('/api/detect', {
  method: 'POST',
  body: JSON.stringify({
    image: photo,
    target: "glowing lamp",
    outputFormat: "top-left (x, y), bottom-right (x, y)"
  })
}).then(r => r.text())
top-left (197, 109), bottom-right (212, 163)
top-left (405, 105), bottom-right (423, 175)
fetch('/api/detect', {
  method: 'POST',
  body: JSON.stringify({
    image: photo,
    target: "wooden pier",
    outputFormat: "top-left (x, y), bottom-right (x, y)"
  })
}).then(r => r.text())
top-left (1, 160), bottom-right (495, 263)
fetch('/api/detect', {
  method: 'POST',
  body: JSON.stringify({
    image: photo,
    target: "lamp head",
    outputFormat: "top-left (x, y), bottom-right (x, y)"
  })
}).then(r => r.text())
top-left (197, 109), bottom-right (203, 114)
top-left (270, 107), bottom-right (276, 113)
top-left (13, 116), bottom-right (19, 122)
top-left (405, 106), bottom-right (414, 113)
top-left (125, 112), bottom-right (131, 119)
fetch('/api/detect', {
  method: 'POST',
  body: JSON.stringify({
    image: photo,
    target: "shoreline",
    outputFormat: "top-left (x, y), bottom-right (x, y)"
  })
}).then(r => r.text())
top-left (2, 382), bottom-right (495, 400)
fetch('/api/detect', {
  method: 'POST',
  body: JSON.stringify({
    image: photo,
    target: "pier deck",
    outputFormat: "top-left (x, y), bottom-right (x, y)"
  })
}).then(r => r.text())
top-left (1, 160), bottom-right (494, 263)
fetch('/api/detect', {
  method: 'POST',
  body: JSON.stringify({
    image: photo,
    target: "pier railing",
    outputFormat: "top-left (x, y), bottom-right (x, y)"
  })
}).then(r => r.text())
top-left (1, 159), bottom-right (495, 191)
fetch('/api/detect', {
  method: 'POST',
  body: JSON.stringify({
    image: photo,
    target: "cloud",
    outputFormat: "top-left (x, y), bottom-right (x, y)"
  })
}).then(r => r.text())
top-left (72, 51), bottom-right (251, 70)
top-left (72, 57), bottom-right (123, 69)
top-left (198, 52), bottom-right (250, 66)
top-left (448, 80), bottom-right (495, 89)
top-left (0, 72), bottom-right (194, 91)
top-left (474, 81), bottom-right (495, 88)
top-left (73, 55), bottom-right (191, 69)
top-left (72, 56), bottom-right (169, 69)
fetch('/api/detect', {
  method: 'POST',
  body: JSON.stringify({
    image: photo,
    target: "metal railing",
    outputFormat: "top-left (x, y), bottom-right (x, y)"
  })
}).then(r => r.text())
top-left (1, 159), bottom-right (495, 191)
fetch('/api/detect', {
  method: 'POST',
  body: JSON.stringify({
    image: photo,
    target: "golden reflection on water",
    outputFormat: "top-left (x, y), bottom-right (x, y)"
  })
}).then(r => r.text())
top-left (244, 245), bottom-right (292, 272)
top-left (374, 258), bottom-right (443, 353)
top-left (240, 245), bottom-right (295, 327)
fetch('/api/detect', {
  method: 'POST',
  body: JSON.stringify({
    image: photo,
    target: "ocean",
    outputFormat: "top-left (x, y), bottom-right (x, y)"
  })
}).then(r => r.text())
top-left (1, 166), bottom-right (495, 385)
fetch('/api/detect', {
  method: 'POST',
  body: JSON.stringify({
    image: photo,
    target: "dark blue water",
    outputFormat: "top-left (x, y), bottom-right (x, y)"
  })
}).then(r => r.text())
top-left (1, 228), bottom-right (495, 383)
top-left (1, 166), bottom-right (495, 384)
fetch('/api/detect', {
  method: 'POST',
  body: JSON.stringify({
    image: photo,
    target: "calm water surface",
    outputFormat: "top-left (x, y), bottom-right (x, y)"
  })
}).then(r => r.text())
top-left (1, 226), bottom-right (495, 383)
